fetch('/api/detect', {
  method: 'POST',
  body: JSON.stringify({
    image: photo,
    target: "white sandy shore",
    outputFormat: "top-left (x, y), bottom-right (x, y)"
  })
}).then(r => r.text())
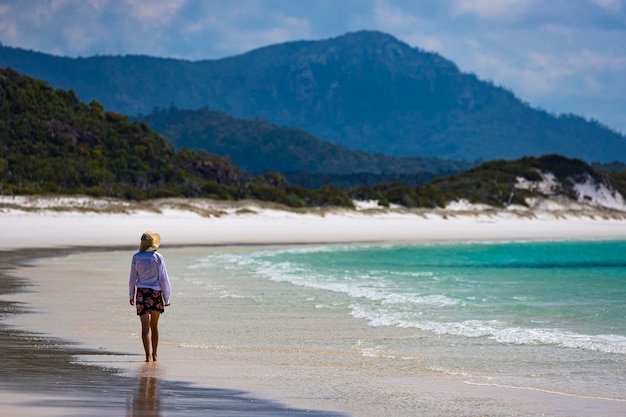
top-left (2, 196), bottom-right (626, 250)
top-left (3, 196), bottom-right (626, 416)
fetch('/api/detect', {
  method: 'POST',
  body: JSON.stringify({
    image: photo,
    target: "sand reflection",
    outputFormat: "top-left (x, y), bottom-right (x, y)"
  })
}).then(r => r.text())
top-left (127, 365), bottom-right (164, 417)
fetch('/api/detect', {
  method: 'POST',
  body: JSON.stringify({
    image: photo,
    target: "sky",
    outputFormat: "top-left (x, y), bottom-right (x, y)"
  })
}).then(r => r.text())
top-left (0, 0), bottom-right (625, 134)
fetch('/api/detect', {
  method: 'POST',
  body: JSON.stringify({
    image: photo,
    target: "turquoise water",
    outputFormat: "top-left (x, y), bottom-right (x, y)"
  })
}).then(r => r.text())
top-left (173, 239), bottom-right (626, 402)
top-left (220, 240), bottom-right (626, 354)
top-left (11, 239), bottom-right (626, 415)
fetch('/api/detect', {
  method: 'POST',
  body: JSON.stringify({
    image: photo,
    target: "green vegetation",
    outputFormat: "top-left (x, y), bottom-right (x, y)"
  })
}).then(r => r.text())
top-left (137, 106), bottom-right (470, 188)
top-left (591, 162), bottom-right (626, 202)
top-left (345, 154), bottom-right (620, 209)
top-left (0, 68), bottom-right (350, 207)
top-left (2, 68), bottom-right (623, 211)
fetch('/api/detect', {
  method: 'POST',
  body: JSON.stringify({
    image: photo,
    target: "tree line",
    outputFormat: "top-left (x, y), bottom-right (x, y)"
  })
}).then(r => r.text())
top-left (2, 67), bottom-right (624, 210)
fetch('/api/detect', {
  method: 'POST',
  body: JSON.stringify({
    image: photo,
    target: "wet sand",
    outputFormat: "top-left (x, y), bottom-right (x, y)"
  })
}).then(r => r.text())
top-left (0, 248), bottom-right (348, 417)
top-left (4, 246), bottom-right (626, 417)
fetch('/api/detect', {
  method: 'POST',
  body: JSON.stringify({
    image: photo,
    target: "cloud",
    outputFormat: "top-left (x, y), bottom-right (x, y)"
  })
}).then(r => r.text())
top-left (372, 0), bottom-right (425, 28)
top-left (0, 0), bottom-right (192, 56)
top-left (125, 0), bottom-right (188, 26)
top-left (213, 20), bottom-right (312, 57)
top-left (591, 0), bottom-right (623, 14)
top-left (449, 0), bottom-right (533, 21)
top-left (170, 2), bottom-right (315, 59)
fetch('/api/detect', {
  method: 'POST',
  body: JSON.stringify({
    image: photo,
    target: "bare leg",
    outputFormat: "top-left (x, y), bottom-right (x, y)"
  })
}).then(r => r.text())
top-left (139, 313), bottom-right (152, 362)
top-left (149, 310), bottom-right (161, 362)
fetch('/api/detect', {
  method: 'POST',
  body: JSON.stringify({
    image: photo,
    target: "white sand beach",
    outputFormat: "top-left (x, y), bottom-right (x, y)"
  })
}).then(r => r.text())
top-left (2, 196), bottom-right (626, 416)
top-left (2, 196), bottom-right (626, 250)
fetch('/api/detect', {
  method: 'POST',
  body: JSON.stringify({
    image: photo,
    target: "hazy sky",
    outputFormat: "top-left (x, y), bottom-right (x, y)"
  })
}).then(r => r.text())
top-left (1, 0), bottom-right (625, 133)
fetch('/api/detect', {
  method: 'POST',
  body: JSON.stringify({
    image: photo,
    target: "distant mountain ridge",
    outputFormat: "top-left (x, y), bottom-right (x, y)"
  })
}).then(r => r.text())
top-left (137, 107), bottom-right (470, 187)
top-left (1, 30), bottom-right (625, 162)
top-left (4, 67), bottom-right (626, 213)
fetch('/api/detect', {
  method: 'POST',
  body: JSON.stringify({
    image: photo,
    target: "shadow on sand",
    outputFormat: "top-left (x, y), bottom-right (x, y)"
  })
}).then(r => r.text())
top-left (0, 249), bottom-right (347, 417)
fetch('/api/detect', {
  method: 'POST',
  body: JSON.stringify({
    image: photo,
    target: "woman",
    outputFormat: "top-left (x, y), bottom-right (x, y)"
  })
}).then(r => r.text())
top-left (129, 231), bottom-right (171, 362)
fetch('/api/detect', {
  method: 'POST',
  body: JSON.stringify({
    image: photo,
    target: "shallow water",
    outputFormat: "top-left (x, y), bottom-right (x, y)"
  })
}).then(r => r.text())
top-left (166, 241), bottom-right (626, 402)
top-left (7, 240), bottom-right (626, 416)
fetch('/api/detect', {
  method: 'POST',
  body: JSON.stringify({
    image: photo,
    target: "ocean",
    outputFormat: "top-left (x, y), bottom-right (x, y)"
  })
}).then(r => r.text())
top-left (168, 239), bottom-right (626, 403)
top-left (8, 239), bottom-right (626, 415)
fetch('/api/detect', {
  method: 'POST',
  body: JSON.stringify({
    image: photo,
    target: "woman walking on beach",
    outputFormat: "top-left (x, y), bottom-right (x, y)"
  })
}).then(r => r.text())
top-left (129, 231), bottom-right (171, 362)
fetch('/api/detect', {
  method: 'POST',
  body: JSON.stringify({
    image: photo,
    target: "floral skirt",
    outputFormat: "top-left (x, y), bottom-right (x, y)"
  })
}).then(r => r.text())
top-left (135, 287), bottom-right (165, 315)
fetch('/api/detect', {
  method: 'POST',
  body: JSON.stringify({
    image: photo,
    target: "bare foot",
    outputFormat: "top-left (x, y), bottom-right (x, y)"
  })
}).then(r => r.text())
top-left (152, 354), bottom-right (158, 362)
top-left (145, 356), bottom-right (152, 362)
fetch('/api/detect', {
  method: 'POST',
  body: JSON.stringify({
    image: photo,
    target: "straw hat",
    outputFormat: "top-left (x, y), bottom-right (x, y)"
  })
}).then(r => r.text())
top-left (140, 231), bottom-right (161, 252)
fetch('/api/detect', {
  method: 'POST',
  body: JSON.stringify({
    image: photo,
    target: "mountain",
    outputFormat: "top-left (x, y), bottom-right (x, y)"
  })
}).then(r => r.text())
top-left (0, 67), bottom-right (238, 199)
top-left (2, 31), bottom-right (625, 163)
top-left (3, 66), bottom-right (626, 212)
top-left (137, 107), bottom-right (470, 186)
top-left (0, 67), bottom-right (356, 208)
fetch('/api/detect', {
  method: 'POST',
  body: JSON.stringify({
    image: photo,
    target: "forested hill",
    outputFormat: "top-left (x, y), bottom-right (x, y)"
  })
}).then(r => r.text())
top-left (0, 68), bottom-right (231, 199)
top-left (0, 67), bottom-right (353, 207)
top-left (3, 67), bottom-right (626, 212)
top-left (1, 30), bottom-right (625, 162)
top-left (137, 107), bottom-right (470, 186)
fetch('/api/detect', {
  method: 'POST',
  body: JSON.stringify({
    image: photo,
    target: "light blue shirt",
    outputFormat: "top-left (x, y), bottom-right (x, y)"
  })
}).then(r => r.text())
top-left (129, 250), bottom-right (171, 304)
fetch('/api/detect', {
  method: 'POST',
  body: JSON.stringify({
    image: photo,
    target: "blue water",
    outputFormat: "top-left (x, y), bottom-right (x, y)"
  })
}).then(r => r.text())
top-left (230, 240), bottom-right (626, 355)
top-left (169, 239), bottom-right (626, 402)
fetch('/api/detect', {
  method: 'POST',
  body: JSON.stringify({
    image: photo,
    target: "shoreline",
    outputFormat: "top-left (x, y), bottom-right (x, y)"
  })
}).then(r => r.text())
top-left (3, 200), bottom-right (626, 416)
top-left (6, 243), bottom-right (626, 417)
top-left (0, 247), bottom-right (349, 416)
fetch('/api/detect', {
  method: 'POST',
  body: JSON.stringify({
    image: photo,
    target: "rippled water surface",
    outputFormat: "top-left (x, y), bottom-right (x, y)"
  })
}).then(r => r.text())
top-left (170, 240), bottom-right (626, 401)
